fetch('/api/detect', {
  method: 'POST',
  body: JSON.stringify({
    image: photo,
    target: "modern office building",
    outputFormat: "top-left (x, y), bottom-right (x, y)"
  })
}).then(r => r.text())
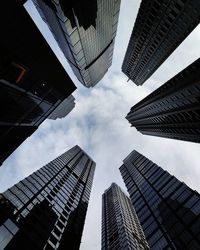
top-left (0, 145), bottom-right (95, 249)
top-left (48, 95), bottom-right (75, 120)
top-left (122, 0), bottom-right (200, 85)
top-left (126, 58), bottom-right (200, 143)
top-left (120, 150), bottom-right (200, 249)
top-left (102, 183), bottom-right (149, 250)
top-left (32, 0), bottom-right (121, 87)
top-left (0, 1), bottom-right (76, 165)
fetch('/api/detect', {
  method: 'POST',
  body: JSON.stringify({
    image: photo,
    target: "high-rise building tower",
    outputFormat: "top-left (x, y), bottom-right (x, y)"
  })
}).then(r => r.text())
top-left (0, 145), bottom-right (95, 250)
top-left (102, 183), bottom-right (149, 250)
top-left (122, 0), bottom-right (200, 85)
top-left (120, 150), bottom-right (200, 249)
top-left (48, 95), bottom-right (75, 120)
top-left (126, 58), bottom-right (200, 143)
top-left (32, 0), bottom-right (121, 87)
top-left (0, 1), bottom-right (76, 165)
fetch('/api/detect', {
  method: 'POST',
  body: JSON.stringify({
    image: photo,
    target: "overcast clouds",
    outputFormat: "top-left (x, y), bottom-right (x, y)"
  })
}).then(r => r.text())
top-left (0, 0), bottom-right (200, 249)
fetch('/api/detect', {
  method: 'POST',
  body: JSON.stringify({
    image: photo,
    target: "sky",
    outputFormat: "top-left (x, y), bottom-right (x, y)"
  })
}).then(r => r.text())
top-left (0, 0), bottom-right (200, 249)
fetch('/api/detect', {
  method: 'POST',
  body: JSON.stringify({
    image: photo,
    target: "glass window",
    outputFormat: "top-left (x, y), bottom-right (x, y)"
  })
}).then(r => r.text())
top-left (190, 199), bottom-right (200, 215)
top-left (184, 195), bottom-right (199, 211)
top-left (160, 179), bottom-right (181, 197)
top-left (144, 220), bottom-right (158, 236)
top-left (151, 236), bottom-right (168, 250)
top-left (147, 229), bottom-right (163, 247)
top-left (44, 243), bottom-right (54, 250)
top-left (148, 168), bottom-right (163, 184)
top-left (177, 188), bottom-right (192, 204)
top-left (4, 219), bottom-right (18, 234)
top-left (154, 173), bottom-right (171, 191)
top-left (170, 184), bottom-right (186, 200)
top-left (143, 216), bottom-right (154, 230)
top-left (0, 225), bottom-right (13, 249)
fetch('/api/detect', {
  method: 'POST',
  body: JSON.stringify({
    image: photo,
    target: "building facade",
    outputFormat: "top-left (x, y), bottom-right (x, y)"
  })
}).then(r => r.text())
top-left (48, 95), bottom-right (75, 120)
top-left (102, 183), bottom-right (149, 250)
top-left (120, 150), bottom-right (200, 249)
top-left (0, 145), bottom-right (95, 249)
top-left (126, 58), bottom-right (200, 143)
top-left (32, 0), bottom-right (121, 87)
top-left (122, 0), bottom-right (200, 85)
top-left (0, 1), bottom-right (76, 165)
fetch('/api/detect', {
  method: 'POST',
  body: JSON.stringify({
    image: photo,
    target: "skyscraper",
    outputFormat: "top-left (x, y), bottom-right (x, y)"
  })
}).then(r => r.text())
top-left (0, 1), bottom-right (76, 165)
top-left (122, 0), bottom-right (200, 85)
top-left (120, 150), bottom-right (200, 249)
top-left (32, 0), bottom-right (121, 87)
top-left (126, 58), bottom-right (200, 143)
top-left (102, 183), bottom-right (149, 250)
top-left (48, 95), bottom-right (75, 120)
top-left (0, 145), bottom-right (95, 250)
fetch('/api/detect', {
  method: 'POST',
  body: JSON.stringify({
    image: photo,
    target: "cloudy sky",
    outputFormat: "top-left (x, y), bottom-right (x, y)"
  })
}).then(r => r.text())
top-left (1, 0), bottom-right (200, 249)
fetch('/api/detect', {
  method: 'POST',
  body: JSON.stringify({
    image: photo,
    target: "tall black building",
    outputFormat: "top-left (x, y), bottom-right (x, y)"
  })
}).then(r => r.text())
top-left (32, 0), bottom-right (121, 87)
top-left (102, 183), bottom-right (149, 250)
top-left (126, 58), bottom-right (200, 143)
top-left (0, 145), bottom-right (95, 250)
top-left (0, 1), bottom-right (76, 165)
top-left (122, 0), bottom-right (200, 85)
top-left (120, 150), bottom-right (200, 249)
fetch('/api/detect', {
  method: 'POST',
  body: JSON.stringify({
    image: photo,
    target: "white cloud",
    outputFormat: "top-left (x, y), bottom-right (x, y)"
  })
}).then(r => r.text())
top-left (0, 1), bottom-right (200, 250)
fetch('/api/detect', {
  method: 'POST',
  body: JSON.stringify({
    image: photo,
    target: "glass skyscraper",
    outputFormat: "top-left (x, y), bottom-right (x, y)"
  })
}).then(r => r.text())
top-left (126, 58), bottom-right (200, 143)
top-left (32, 0), bottom-right (121, 87)
top-left (122, 0), bottom-right (200, 85)
top-left (48, 95), bottom-right (75, 120)
top-left (102, 183), bottom-right (149, 250)
top-left (0, 1), bottom-right (76, 166)
top-left (0, 145), bottom-right (95, 249)
top-left (120, 150), bottom-right (200, 249)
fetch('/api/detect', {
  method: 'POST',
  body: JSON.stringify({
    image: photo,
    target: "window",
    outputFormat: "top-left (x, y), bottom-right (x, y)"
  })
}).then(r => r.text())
top-left (151, 236), bottom-right (168, 249)
top-left (49, 235), bottom-right (57, 247)
top-left (4, 219), bottom-right (18, 235)
top-left (44, 243), bottom-right (54, 250)
top-left (147, 229), bottom-right (163, 247)
top-left (0, 225), bottom-right (13, 249)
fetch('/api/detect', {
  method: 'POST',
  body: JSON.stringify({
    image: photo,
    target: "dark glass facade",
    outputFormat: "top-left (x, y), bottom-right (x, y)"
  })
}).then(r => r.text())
top-left (122, 0), bottom-right (200, 85)
top-left (126, 58), bottom-right (200, 143)
top-left (0, 1), bottom-right (76, 165)
top-left (32, 0), bottom-right (121, 87)
top-left (102, 183), bottom-right (149, 250)
top-left (0, 145), bottom-right (95, 249)
top-left (120, 150), bottom-right (200, 249)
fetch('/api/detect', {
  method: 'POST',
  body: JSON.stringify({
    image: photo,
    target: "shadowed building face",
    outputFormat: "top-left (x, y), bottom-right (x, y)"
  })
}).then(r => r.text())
top-left (120, 150), bottom-right (200, 249)
top-left (126, 58), bottom-right (200, 144)
top-left (122, 0), bottom-right (200, 85)
top-left (0, 1), bottom-right (76, 166)
top-left (0, 145), bottom-right (95, 249)
top-left (159, 198), bottom-right (200, 249)
top-left (32, 0), bottom-right (121, 87)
